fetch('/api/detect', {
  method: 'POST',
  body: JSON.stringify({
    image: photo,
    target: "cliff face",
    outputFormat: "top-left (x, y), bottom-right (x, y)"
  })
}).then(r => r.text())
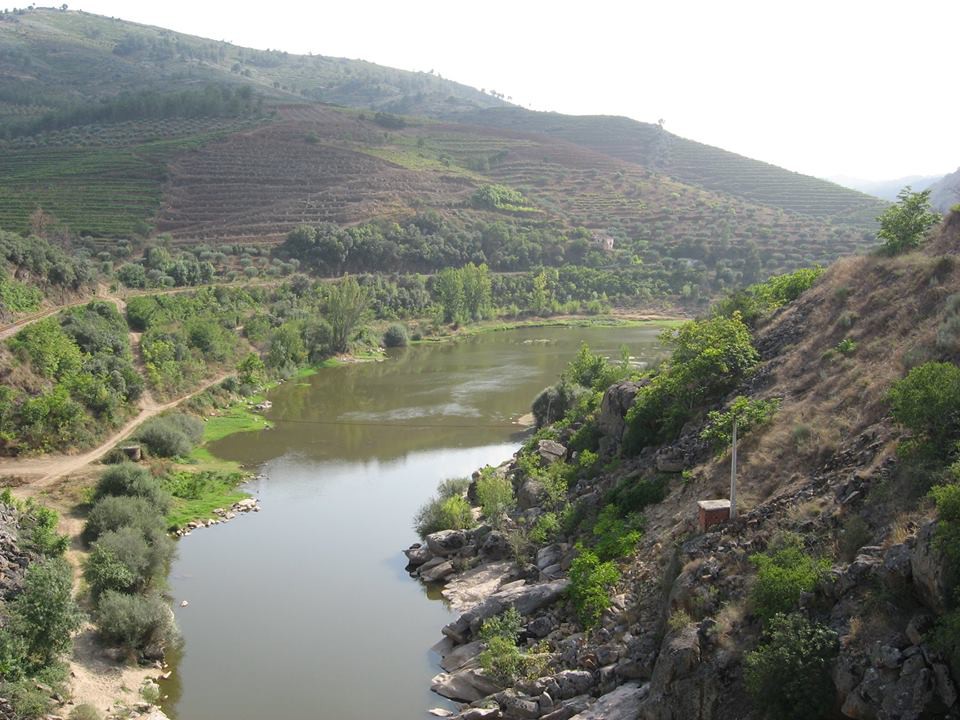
top-left (405, 213), bottom-right (960, 720)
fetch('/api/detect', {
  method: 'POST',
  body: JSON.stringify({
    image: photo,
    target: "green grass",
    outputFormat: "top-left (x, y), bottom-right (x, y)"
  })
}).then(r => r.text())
top-left (167, 489), bottom-right (249, 530)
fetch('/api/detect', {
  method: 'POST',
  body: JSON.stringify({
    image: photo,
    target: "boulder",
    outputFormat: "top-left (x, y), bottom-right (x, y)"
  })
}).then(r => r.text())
top-left (911, 522), bottom-right (949, 614)
top-left (496, 689), bottom-right (541, 719)
top-left (654, 449), bottom-right (685, 474)
top-left (443, 579), bottom-right (571, 644)
top-left (421, 560), bottom-right (457, 583)
top-left (597, 380), bottom-right (644, 443)
top-left (541, 695), bottom-right (591, 720)
top-left (440, 640), bottom-right (485, 672)
top-left (518, 478), bottom-right (548, 510)
top-left (431, 669), bottom-right (502, 702)
top-left (880, 542), bottom-right (913, 591)
top-left (405, 543), bottom-right (433, 567)
top-left (569, 683), bottom-right (649, 720)
top-left (538, 440), bottom-right (567, 465)
top-left (554, 670), bottom-right (595, 699)
top-left (427, 529), bottom-right (470, 557)
top-left (636, 625), bottom-right (719, 720)
top-left (479, 531), bottom-right (512, 562)
top-left (442, 561), bottom-right (515, 613)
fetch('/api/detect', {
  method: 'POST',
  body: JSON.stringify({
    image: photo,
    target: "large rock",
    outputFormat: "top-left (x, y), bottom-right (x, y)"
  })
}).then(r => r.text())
top-left (443, 579), bottom-right (571, 644)
top-left (597, 380), bottom-right (644, 444)
top-left (518, 477), bottom-right (548, 510)
top-left (440, 640), bottom-right (485, 672)
top-left (404, 543), bottom-right (433, 567)
top-left (442, 561), bottom-right (515, 613)
top-left (538, 440), bottom-right (567, 465)
top-left (427, 529), bottom-right (470, 557)
top-left (479, 531), bottom-right (512, 562)
top-left (431, 668), bottom-right (502, 702)
top-left (421, 560), bottom-right (457, 583)
top-left (911, 521), bottom-right (949, 614)
top-left (637, 626), bottom-right (719, 720)
top-left (569, 683), bottom-right (649, 720)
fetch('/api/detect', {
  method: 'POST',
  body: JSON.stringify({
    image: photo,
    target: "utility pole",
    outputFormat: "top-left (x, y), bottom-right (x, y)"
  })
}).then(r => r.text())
top-left (729, 416), bottom-right (738, 519)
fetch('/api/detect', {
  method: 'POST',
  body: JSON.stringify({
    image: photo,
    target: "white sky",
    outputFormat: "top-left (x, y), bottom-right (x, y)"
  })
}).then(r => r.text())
top-left (69, 0), bottom-right (959, 181)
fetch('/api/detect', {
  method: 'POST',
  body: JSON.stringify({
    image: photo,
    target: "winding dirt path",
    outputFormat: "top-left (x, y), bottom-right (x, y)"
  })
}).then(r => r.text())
top-left (0, 372), bottom-right (230, 494)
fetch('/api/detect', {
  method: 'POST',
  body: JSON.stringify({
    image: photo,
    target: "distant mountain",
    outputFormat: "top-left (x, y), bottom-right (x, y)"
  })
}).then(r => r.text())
top-left (0, 7), bottom-right (888, 296)
top-left (929, 168), bottom-right (960, 213)
top-left (829, 174), bottom-right (943, 201)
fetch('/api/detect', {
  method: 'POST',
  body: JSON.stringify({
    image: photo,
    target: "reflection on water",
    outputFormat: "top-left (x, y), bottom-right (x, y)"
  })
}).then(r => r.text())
top-left (162, 326), bottom-right (666, 720)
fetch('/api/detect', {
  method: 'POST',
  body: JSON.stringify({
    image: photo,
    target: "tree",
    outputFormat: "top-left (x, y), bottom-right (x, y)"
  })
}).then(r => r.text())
top-left (9, 557), bottom-right (84, 668)
top-left (888, 361), bottom-right (960, 456)
top-left (877, 187), bottom-right (941, 255)
top-left (237, 352), bottom-right (265, 386)
top-left (326, 276), bottom-right (368, 353)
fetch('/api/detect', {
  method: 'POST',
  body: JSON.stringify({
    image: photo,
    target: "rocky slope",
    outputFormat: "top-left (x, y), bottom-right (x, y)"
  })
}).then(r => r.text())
top-left (403, 212), bottom-right (960, 720)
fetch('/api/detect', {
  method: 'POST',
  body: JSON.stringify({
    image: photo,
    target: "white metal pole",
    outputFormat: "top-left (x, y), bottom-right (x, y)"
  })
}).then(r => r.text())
top-left (730, 416), bottom-right (738, 519)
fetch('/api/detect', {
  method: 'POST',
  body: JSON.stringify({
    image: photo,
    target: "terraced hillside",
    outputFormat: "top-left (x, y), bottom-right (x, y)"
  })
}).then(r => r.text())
top-left (458, 108), bottom-right (887, 226)
top-left (0, 7), bottom-right (886, 295)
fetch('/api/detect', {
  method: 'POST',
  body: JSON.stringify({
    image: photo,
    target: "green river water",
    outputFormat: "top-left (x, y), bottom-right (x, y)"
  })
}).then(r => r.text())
top-left (161, 325), bottom-right (666, 720)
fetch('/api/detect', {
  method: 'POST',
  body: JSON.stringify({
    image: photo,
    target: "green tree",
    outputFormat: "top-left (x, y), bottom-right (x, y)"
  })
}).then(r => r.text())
top-left (9, 557), bottom-right (84, 668)
top-left (877, 187), bottom-right (941, 255)
top-left (434, 267), bottom-right (465, 324)
top-left (745, 613), bottom-right (839, 720)
top-left (888, 361), bottom-right (960, 456)
top-left (237, 352), bottom-right (265, 386)
top-left (326, 276), bottom-right (369, 353)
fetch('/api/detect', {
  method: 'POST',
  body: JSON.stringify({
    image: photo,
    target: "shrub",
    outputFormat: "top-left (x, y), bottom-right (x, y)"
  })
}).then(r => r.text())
top-left (835, 338), bottom-right (857, 355)
top-left (745, 613), bottom-right (839, 720)
top-left (19, 504), bottom-right (68, 557)
top-left (591, 504), bottom-right (642, 561)
top-left (476, 468), bottom-right (514, 526)
top-left (382, 323), bottom-right (409, 348)
top-left (479, 607), bottom-right (523, 644)
top-left (838, 515), bottom-right (872, 562)
top-left (136, 413), bottom-right (204, 457)
top-left (1, 679), bottom-right (52, 719)
top-left (480, 635), bottom-right (525, 686)
top-left (700, 396), bottom-right (780, 454)
top-left (94, 464), bottom-right (171, 512)
top-left (69, 704), bottom-right (104, 720)
top-left (413, 494), bottom-right (476, 539)
top-left (7, 557), bottom-right (84, 670)
top-left (749, 546), bottom-right (830, 622)
top-left (888, 362), bottom-right (960, 456)
top-left (531, 382), bottom-right (588, 428)
top-left (84, 526), bottom-right (173, 597)
top-left (569, 548), bottom-right (620, 629)
top-left (605, 474), bottom-right (668, 515)
top-left (876, 187), bottom-right (941, 255)
top-left (95, 591), bottom-right (178, 654)
top-left (82, 495), bottom-right (165, 544)
top-left (530, 512), bottom-right (559, 544)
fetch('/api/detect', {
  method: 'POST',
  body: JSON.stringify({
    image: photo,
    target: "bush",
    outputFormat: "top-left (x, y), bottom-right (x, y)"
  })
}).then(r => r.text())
top-left (94, 464), bottom-right (171, 513)
top-left (876, 187), bottom-right (941, 256)
top-left (69, 704), bottom-right (104, 720)
top-left (749, 545), bottom-right (830, 622)
top-left (531, 382), bottom-right (589, 428)
top-left (476, 468), bottom-right (514, 526)
top-left (1, 678), bottom-right (52, 719)
top-left (700, 396), bottom-right (780, 454)
top-left (95, 591), bottom-right (178, 654)
top-left (478, 608), bottom-right (548, 686)
top-left (136, 413), bottom-right (204, 457)
top-left (530, 512), bottom-right (559, 544)
top-left (7, 557), bottom-right (84, 670)
top-left (605, 474), bottom-right (668, 515)
top-left (745, 613), bottom-right (839, 720)
top-left (888, 362), bottom-right (960, 456)
top-left (84, 526), bottom-right (173, 597)
top-left (82, 495), bottom-right (166, 544)
top-left (413, 494), bottom-right (476, 539)
top-left (382, 323), bottom-right (409, 348)
top-left (19, 504), bottom-right (68, 557)
top-left (591, 504), bottom-right (642, 561)
top-left (568, 548), bottom-right (620, 629)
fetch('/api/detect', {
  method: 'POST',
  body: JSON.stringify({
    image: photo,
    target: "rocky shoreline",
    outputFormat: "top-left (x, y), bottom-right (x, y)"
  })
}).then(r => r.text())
top-left (402, 370), bottom-right (960, 720)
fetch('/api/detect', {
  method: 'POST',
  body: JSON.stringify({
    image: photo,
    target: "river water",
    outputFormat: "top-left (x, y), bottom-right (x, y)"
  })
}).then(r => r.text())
top-left (161, 325), bottom-right (666, 720)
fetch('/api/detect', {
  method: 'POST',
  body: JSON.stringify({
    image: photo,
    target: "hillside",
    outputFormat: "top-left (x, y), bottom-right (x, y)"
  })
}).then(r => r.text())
top-left (404, 211), bottom-right (960, 720)
top-left (0, 7), bottom-right (886, 306)
top-left (0, 7), bottom-right (505, 123)
top-left (456, 107), bottom-right (888, 226)
top-left (930, 167), bottom-right (960, 213)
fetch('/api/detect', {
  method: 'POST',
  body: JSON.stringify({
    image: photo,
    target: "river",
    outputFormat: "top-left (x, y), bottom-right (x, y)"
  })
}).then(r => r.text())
top-left (161, 325), bottom-right (666, 720)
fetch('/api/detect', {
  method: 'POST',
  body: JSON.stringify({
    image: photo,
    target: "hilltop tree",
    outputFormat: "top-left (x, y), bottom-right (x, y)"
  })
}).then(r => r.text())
top-left (877, 187), bottom-right (941, 255)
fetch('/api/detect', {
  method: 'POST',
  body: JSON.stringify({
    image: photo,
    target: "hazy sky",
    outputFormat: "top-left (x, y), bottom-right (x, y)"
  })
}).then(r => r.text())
top-left (72, 0), bottom-right (958, 181)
